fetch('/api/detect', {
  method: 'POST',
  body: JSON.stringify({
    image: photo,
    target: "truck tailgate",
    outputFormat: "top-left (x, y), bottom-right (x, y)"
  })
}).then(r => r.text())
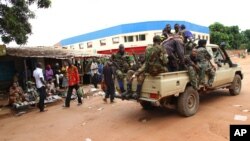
top-left (133, 71), bottom-right (189, 99)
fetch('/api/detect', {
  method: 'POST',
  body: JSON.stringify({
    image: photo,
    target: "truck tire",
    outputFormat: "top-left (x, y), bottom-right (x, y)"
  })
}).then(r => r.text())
top-left (140, 101), bottom-right (153, 110)
top-left (229, 74), bottom-right (241, 96)
top-left (177, 86), bottom-right (199, 117)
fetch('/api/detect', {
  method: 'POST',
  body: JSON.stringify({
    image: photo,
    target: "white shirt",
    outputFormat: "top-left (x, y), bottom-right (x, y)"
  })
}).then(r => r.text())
top-left (90, 62), bottom-right (98, 75)
top-left (33, 68), bottom-right (45, 88)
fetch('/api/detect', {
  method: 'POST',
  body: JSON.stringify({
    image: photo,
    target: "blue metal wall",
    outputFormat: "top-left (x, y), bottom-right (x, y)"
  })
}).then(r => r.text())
top-left (60, 20), bottom-right (209, 46)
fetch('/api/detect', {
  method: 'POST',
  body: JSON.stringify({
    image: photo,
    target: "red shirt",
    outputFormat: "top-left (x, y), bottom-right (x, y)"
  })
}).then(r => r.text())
top-left (67, 65), bottom-right (80, 86)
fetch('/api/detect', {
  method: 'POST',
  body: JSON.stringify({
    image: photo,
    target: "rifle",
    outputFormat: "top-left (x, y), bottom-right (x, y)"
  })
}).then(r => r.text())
top-left (132, 51), bottom-right (140, 70)
top-left (112, 61), bottom-right (121, 70)
top-left (219, 42), bottom-right (237, 67)
top-left (205, 52), bottom-right (216, 71)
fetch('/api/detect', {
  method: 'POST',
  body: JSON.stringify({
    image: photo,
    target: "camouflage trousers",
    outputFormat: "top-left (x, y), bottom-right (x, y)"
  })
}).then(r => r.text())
top-left (187, 66), bottom-right (198, 90)
top-left (198, 62), bottom-right (215, 86)
top-left (116, 69), bottom-right (125, 81)
top-left (126, 70), bottom-right (145, 85)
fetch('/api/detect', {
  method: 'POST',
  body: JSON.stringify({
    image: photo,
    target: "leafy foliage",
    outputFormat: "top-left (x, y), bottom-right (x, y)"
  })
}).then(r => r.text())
top-left (0, 0), bottom-right (51, 45)
top-left (209, 22), bottom-right (249, 50)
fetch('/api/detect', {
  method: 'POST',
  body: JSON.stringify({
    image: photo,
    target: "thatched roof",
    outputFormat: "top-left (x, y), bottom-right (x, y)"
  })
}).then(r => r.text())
top-left (6, 47), bottom-right (106, 58)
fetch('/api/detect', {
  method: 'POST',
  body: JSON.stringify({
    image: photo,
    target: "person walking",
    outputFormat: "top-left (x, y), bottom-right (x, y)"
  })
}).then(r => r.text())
top-left (33, 62), bottom-right (47, 112)
top-left (102, 61), bottom-right (115, 103)
top-left (90, 58), bottom-right (99, 88)
top-left (63, 59), bottom-right (82, 108)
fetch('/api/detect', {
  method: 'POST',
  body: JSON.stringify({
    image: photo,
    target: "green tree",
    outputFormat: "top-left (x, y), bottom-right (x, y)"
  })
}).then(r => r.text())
top-left (209, 22), bottom-right (243, 49)
top-left (0, 0), bottom-right (51, 45)
top-left (243, 30), bottom-right (250, 41)
top-left (226, 26), bottom-right (242, 49)
top-left (209, 22), bottom-right (230, 48)
top-left (241, 29), bottom-right (250, 50)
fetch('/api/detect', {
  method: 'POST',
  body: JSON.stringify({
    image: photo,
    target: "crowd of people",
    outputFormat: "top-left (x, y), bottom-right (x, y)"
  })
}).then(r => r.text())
top-left (8, 58), bottom-right (107, 112)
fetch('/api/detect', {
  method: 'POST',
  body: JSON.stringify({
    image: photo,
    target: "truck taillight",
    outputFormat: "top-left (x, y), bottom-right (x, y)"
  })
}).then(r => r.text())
top-left (150, 93), bottom-right (159, 99)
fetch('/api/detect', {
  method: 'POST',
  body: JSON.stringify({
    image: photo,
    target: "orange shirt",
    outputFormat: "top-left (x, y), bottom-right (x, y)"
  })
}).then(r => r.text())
top-left (67, 65), bottom-right (79, 86)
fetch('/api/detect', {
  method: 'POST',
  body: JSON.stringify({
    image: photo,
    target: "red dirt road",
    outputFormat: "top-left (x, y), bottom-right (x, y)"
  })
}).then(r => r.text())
top-left (0, 56), bottom-right (250, 141)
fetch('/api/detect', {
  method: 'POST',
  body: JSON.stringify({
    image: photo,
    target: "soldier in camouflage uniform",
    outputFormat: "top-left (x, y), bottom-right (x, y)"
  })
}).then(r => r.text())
top-left (197, 40), bottom-right (215, 88)
top-left (184, 48), bottom-right (200, 90)
top-left (121, 55), bottom-right (145, 99)
top-left (131, 35), bottom-right (168, 99)
top-left (111, 44), bottom-right (131, 93)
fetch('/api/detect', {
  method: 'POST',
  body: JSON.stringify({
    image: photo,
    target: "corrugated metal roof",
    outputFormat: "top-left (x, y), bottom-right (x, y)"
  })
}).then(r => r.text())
top-left (6, 47), bottom-right (106, 58)
top-left (60, 20), bottom-right (209, 46)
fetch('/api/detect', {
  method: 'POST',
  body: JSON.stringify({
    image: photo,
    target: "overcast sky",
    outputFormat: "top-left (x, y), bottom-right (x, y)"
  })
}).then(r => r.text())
top-left (7, 0), bottom-right (250, 46)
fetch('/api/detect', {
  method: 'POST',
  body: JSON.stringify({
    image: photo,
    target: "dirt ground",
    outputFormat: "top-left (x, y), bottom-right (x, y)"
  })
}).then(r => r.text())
top-left (0, 56), bottom-right (250, 141)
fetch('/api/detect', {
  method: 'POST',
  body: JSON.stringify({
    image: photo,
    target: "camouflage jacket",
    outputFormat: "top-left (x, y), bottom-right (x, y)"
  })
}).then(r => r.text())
top-left (197, 46), bottom-right (212, 63)
top-left (184, 54), bottom-right (199, 67)
top-left (141, 44), bottom-right (168, 76)
top-left (112, 52), bottom-right (131, 73)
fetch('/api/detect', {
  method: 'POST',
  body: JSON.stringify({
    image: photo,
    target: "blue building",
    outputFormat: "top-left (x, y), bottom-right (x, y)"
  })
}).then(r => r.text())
top-left (58, 20), bottom-right (209, 54)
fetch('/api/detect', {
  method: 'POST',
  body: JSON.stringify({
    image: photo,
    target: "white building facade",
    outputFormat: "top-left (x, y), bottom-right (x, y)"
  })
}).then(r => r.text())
top-left (59, 21), bottom-right (210, 54)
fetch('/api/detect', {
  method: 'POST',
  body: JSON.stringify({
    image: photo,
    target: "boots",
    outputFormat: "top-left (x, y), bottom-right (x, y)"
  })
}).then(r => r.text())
top-left (132, 84), bottom-right (142, 100)
top-left (121, 83), bottom-right (132, 100)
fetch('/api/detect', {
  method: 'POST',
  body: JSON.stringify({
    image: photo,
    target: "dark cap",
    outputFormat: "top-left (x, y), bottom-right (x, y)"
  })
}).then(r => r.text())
top-left (180, 24), bottom-right (186, 30)
top-left (153, 35), bottom-right (161, 43)
top-left (174, 23), bottom-right (179, 28)
top-left (198, 39), bottom-right (207, 47)
top-left (119, 44), bottom-right (124, 49)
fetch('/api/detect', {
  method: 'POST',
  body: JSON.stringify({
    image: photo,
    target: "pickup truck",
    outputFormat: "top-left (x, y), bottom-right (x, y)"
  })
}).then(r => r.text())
top-left (117, 43), bottom-right (243, 117)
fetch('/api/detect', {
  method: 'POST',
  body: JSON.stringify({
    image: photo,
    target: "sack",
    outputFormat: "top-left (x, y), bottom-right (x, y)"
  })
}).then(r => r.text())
top-left (77, 87), bottom-right (84, 97)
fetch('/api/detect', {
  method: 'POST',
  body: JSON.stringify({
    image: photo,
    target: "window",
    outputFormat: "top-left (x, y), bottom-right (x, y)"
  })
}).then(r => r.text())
top-left (100, 39), bottom-right (106, 46)
top-left (79, 43), bottom-right (84, 49)
top-left (198, 35), bottom-right (201, 39)
top-left (87, 42), bottom-right (92, 48)
top-left (206, 36), bottom-right (209, 40)
top-left (136, 34), bottom-right (146, 41)
top-left (112, 37), bottom-right (119, 44)
top-left (202, 35), bottom-right (205, 39)
top-left (124, 36), bottom-right (134, 42)
top-left (70, 45), bottom-right (74, 49)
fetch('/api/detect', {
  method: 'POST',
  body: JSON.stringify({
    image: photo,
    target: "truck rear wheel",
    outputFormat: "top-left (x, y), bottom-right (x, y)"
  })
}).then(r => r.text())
top-left (140, 101), bottom-right (153, 110)
top-left (229, 74), bottom-right (241, 96)
top-left (177, 86), bottom-right (199, 117)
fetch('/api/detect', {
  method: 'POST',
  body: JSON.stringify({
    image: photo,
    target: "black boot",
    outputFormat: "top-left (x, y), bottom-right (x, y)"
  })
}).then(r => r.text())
top-left (132, 84), bottom-right (142, 100)
top-left (121, 83), bottom-right (132, 100)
